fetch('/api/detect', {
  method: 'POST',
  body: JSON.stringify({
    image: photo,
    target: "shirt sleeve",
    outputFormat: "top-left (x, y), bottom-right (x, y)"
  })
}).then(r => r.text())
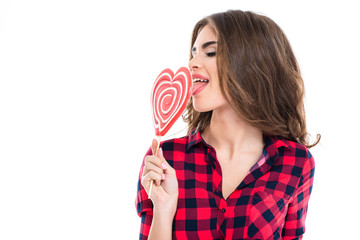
top-left (135, 148), bottom-right (154, 240)
top-left (282, 149), bottom-right (315, 239)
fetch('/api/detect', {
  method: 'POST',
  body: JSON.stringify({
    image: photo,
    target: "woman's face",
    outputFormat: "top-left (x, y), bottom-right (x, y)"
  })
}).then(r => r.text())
top-left (189, 25), bottom-right (227, 113)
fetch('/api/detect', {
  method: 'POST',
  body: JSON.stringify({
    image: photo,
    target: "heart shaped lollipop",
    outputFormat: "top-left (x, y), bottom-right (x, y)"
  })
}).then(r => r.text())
top-left (148, 67), bottom-right (192, 198)
top-left (151, 67), bottom-right (192, 137)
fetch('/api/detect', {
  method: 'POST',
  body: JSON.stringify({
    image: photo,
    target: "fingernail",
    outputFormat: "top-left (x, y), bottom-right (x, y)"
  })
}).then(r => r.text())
top-left (161, 173), bottom-right (166, 180)
top-left (161, 163), bottom-right (167, 170)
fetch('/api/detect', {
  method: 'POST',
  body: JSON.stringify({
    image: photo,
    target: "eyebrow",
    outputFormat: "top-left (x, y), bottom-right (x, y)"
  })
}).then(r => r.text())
top-left (192, 41), bottom-right (217, 52)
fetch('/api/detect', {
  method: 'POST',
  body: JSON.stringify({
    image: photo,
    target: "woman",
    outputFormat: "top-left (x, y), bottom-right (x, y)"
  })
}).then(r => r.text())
top-left (136, 10), bottom-right (320, 239)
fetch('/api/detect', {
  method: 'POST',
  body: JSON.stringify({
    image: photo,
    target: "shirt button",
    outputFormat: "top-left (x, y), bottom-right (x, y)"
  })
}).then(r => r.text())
top-left (221, 208), bottom-right (226, 213)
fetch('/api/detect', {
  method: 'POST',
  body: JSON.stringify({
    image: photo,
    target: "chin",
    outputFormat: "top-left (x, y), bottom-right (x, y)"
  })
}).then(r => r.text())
top-left (193, 101), bottom-right (213, 113)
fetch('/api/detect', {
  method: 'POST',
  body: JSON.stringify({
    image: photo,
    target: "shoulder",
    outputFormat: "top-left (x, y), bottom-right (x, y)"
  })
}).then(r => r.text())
top-left (158, 135), bottom-right (192, 166)
top-left (142, 135), bottom-right (189, 158)
top-left (265, 136), bottom-right (315, 193)
top-left (265, 135), bottom-right (315, 170)
top-left (159, 135), bottom-right (189, 152)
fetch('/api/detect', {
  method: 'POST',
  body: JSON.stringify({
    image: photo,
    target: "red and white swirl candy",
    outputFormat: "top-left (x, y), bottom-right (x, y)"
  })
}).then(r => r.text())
top-left (151, 67), bottom-right (192, 136)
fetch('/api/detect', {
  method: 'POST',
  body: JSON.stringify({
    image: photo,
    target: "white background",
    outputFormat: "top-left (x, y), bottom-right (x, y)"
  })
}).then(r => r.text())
top-left (1, 0), bottom-right (359, 239)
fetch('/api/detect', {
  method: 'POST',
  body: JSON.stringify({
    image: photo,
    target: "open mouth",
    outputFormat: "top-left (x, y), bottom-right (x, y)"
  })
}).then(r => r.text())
top-left (193, 78), bottom-right (209, 83)
top-left (192, 77), bottom-right (209, 95)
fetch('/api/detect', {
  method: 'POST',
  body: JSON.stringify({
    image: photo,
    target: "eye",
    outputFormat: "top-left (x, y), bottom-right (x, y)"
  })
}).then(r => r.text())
top-left (206, 52), bottom-right (216, 57)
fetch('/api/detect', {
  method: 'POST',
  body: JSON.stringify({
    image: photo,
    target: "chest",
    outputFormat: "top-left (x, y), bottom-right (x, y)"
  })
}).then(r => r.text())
top-left (219, 153), bottom-right (262, 200)
top-left (220, 163), bottom-right (249, 200)
top-left (173, 160), bottom-right (298, 239)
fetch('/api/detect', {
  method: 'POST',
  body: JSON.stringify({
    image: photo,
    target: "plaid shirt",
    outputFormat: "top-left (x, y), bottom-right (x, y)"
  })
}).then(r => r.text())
top-left (135, 131), bottom-right (315, 239)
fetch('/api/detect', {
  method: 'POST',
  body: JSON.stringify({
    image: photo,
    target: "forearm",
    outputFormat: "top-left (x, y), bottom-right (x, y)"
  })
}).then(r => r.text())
top-left (148, 206), bottom-right (175, 240)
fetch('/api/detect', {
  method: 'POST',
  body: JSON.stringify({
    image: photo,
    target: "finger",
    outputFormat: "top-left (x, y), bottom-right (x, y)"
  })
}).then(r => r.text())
top-left (143, 161), bottom-right (164, 176)
top-left (141, 171), bottom-right (162, 189)
top-left (156, 148), bottom-right (172, 171)
top-left (144, 155), bottom-right (163, 170)
top-left (151, 138), bottom-right (159, 155)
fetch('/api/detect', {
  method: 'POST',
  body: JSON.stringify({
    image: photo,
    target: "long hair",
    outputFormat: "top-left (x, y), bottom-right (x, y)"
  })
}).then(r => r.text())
top-left (183, 10), bottom-right (320, 148)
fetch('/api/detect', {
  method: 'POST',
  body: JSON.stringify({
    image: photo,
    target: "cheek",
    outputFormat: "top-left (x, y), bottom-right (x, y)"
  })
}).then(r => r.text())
top-left (209, 80), bottom-right (228, 107)
top-left (208, 61), bottom-right (220, 90)
top-left (209, 60), bottom-right (218, 76)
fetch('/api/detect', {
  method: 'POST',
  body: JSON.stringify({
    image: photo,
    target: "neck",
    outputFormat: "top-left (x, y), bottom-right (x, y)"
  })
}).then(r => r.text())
top-left (202, 105), bottom-right (264, 157)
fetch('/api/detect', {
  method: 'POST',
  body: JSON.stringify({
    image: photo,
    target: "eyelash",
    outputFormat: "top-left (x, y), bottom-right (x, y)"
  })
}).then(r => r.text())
top-left (206, 52), bottom-right (216, 57)
top-left (191, 51), bottom-right (216, 58)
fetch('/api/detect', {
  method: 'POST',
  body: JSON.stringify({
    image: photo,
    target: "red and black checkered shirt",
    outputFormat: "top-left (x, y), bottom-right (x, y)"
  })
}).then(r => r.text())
top-left (136, 131), bottom-right (315, 239)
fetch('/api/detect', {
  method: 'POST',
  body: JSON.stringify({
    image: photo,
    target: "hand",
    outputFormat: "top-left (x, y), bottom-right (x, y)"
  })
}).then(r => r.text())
top-left (141, 139), bottom-right (179, 214)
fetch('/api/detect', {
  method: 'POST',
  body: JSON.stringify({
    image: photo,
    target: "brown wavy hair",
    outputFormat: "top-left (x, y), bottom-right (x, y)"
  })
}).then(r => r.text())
top-left (184, 10), bottom-right (320, 148)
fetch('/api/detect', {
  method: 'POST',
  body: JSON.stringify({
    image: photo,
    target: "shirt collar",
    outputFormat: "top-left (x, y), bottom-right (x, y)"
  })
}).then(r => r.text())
top-left (186, 129), bottom-right (293, 155)
top-left (186, 129), bottom-right (205, 151)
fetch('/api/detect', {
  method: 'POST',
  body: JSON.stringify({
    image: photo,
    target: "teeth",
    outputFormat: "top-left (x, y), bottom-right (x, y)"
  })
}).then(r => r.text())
top-left (193, 78), bottom-right (209, 83)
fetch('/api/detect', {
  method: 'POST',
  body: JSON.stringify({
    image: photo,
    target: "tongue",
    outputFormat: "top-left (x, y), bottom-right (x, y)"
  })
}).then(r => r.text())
top-left (192, 82), bottom-right (208, 95)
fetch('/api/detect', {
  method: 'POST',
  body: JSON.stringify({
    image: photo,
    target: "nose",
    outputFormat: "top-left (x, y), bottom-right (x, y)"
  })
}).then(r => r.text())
top-left (188, 55), bottom-right (200, 71)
